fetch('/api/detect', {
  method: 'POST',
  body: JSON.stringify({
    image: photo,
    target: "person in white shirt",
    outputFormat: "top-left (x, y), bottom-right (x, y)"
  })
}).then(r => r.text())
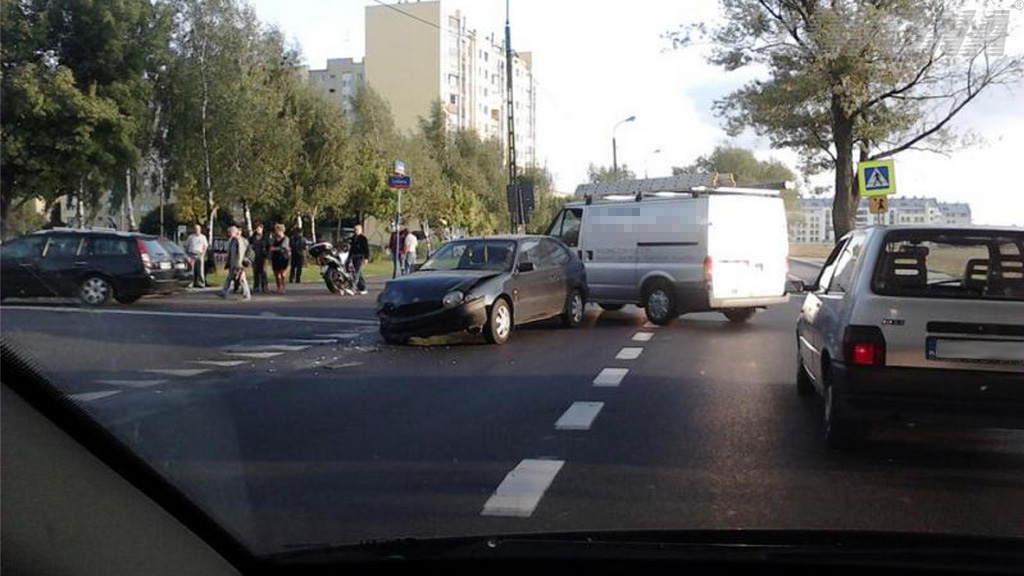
top-left (185, 224), bottom-right (209, 288)
top-left (403, 229), bottom-right (419, 275)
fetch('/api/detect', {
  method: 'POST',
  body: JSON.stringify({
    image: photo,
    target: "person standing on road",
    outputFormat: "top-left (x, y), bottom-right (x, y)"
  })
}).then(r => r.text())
top-left (403, 228), bottom-right (419, 275)
top-left (387, 223), bottom-right (407, 277)
top-left (186, 224), bottom-right (209, 288)
top-left (350, 224), bottom-right (370, 294)
top-left (269, 223), bottom-right (291, 294)
top-left (249, 223), bottom-right (269, 294)
top-left (289, 227), bottom-right (307, 284)
top-left (218, 226), bottom-right (251, 300)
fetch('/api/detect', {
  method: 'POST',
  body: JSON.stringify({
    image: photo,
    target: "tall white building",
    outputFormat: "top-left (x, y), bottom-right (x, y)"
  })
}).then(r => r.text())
top-left (790, 196), bottom-right (973, 243)
top-left (310, 1), bottom-right (537, 168)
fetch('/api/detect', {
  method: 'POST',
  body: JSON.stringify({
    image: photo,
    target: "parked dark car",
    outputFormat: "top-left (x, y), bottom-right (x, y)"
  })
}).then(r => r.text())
top-left (156, 237), bottom-right (195, 291)
top-left (377, 235), bottom-right (588, 345)
top-left (0, 229), bottom-right (184, 306)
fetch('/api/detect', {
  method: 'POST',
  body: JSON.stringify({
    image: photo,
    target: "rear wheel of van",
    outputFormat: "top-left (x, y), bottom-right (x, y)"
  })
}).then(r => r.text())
top-left (723, 307), bottom-right (756, 323)
top-left (598, 303), bottom-right (624, 312)
top-left (643, 280), bottom-right (676, 326)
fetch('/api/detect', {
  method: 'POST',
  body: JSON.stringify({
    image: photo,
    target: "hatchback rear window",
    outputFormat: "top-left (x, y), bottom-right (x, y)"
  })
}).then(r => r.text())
top-left (872, 230), bottom-right (1024, 301)
top-left (142, 239), bottom-right (171, 258)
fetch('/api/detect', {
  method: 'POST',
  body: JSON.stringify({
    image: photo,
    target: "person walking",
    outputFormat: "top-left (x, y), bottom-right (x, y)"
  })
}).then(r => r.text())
top-left (350, 224), bottom-right (370, 295)
top-left (186, 224), bottom-right (209, 288)
top-left (249, 223), bottom-right (269, 293)
top-left (403, 228), bottom-right (419, 275)
top-left (289, 227), bottom-right (308, 284)
top-left (269, 223), bottom-right (291, 294)
top-left (218, 226), bottom-right (251, 300)
top-left (387, 223), bottom-right (407, 278)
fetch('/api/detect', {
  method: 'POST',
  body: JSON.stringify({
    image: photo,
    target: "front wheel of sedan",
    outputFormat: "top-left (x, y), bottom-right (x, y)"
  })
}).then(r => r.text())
top-left (484, 298), bottom-right (512, 345)
top-left (80, 276), bottom-right (112, 307)
top-left (561, 289), bottom-right (585, 328)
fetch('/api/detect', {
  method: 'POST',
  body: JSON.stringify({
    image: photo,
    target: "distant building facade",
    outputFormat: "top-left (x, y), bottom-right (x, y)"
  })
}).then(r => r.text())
top-left (790, 196), bottom-right (973, 243)
top-left (306, 58), bottom-right (365, 120)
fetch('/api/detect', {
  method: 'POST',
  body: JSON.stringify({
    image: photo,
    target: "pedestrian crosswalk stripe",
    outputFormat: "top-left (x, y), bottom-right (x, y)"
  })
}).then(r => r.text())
top-left (643, 321), bottom-right (658, 329)
top-left (144, 369), bottom-right (211, 377)
top-left (283, 338), bottom-right (337, 345)
top-left (593, 368), bottom-right (628, 387)
top-left (555, 402), bottom-right (604, 431)
top-left (319, 332), bottom-right (360, 339)
top-left (222, 344), bottom-right (309, 352)
top-left (616, 347), bottom-right (643, 360)
top-left (187, 360), bottom-right (248, 367)
top-left (632, 332), bottom-right (654, 342)
top-left (95, 379), bottom-right (167, 388)
top-left (70, 390), bottom-right (121, 402)
top-left (224, 351), bottom-right (284, 359)
top-left (481, 459), bottom-right (565, 517)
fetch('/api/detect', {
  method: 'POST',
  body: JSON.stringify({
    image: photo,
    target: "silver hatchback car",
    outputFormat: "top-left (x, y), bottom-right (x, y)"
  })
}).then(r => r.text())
top-left (795, 226), bottom-right (1024, 447)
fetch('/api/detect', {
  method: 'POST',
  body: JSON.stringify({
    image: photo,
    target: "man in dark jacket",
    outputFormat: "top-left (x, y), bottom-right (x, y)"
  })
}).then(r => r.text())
top-left (350, 224), bottom-right (370, 294)
top-left (289, 228), bottom-right (308, 283)
top-left (249, 223), bottom-right (269, 293)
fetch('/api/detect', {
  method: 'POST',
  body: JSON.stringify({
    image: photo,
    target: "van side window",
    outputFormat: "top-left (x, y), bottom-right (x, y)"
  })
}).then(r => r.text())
top-left (547, 208), bottom-right (582, 247)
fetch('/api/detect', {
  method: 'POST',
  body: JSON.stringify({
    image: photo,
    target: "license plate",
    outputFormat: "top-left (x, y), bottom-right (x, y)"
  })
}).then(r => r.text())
top-left (159, 261), bottom-right (172, 270)
top-left (927, 338), bottom-right (1024, 365)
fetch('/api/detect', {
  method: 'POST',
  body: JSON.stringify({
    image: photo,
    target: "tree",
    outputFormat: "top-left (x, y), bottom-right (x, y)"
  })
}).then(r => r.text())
top-left (587, 163), bottom-right (635, 184)
top-left (671, 1), bottom-right (1023, 241)
top-left (343, 85), bottom-right (398, 225)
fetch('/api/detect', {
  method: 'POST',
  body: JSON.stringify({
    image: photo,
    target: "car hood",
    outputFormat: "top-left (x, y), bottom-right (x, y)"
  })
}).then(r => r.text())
top-left (380, 270), bottom-right (502, 304)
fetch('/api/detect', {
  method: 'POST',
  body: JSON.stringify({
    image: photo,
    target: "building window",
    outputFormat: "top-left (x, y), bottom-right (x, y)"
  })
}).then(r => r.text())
top-left (329, 88), bottom-right (336, 93)
top-left (450, 94), bottom-right (457, 105)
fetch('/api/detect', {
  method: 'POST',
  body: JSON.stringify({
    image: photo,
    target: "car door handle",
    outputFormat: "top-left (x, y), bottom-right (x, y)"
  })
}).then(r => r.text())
top-left (586, 250), bottom-right (594, 261)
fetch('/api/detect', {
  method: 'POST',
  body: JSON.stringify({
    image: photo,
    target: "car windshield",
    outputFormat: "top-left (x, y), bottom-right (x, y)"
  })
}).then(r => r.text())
top-left (2, 0), bottom-right (1024, 569)
top-left (420, 240), bottom-right (516, 272)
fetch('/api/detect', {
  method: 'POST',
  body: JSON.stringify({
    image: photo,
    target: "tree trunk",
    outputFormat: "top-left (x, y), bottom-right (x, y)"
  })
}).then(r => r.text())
top-left (125, 169), bottom-right (137, 231)
top-left (831, 98), bottom-right (857, 243)
top-left (76, 181), bottom-right (86, 228)
top-left (243, 199), bottom-right (253, 237)
top-left (309, 209), bottom-right (317, 242)
top-left (199, 9), bottom-right (215, 246)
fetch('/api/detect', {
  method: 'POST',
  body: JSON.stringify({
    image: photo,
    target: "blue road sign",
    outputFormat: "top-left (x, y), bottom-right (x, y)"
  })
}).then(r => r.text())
top-left (388, 174), bottom-right (411, 189)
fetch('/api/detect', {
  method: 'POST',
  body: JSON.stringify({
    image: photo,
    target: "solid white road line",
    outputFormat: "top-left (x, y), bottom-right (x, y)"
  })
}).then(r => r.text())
top-left (222, 344), bottom-right (309, 352)
top-left (593, 368), bottom-right (629, 387)
top-left (70, 390), bottom-right (121, 402)
top-left (144, 368), bottom-right (211, 377)
top-left (632, 332), bottom-right (654, 342)
top-left (555, 402), bottom-right (604, 431)
top-left (480, 459), bottom-right (565, 518)
top-left (95, 379), bottom-right (167, 389)
top-left (283, 338), bottom-right (337, 345)
top-left (0, 306), bottom-right (377, 325)
top-left (616, 347), bottom-right (643, 360)
top-left (320, 332), bottom-right (360, 339)
top-left (224, 351), bottom-right (284, 359)
top-left (187, 360), bottom-right (248, 367)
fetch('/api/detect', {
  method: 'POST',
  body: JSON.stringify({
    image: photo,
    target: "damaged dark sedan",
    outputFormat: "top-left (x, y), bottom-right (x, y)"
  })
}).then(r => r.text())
top-left (377, 236), bottom-right (588, 344)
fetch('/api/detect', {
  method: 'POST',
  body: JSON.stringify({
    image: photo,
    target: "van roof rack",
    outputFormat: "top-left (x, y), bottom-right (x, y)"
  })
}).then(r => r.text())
top-left (574, 173), bottom-right (792, 202)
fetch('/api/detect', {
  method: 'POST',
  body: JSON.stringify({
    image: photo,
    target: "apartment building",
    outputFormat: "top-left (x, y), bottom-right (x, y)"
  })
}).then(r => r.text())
top-left (320, 1), bottom-right (536, 166)
top-left (306, 58), bottom-right (365, 120)
top-left (790, 196), bottom-right (974, 243)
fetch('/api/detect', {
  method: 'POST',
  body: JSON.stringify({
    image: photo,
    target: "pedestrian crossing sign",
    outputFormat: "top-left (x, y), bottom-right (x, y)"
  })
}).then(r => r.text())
top-left (858, 159), bottom-right (896, 197)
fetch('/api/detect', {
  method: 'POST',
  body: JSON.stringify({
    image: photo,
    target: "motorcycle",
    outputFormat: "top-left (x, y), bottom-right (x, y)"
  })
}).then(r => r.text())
top-left (308, 241), bottom-right (356, 295)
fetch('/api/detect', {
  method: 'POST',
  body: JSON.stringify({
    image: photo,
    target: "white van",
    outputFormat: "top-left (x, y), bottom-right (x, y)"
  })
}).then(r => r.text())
top-left (545, 175), bottom-right (790, 325)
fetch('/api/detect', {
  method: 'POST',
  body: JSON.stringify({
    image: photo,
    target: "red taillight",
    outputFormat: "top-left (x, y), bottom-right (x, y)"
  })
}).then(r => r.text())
top-left (851, 342), bottom-right (878, 366)
top-left (703, 256), bottom-right (713, 285)
top-left (137, 238), bottom-right (152, 269)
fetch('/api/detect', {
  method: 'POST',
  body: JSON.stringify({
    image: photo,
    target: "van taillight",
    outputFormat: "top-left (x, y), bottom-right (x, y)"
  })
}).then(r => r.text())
top-left (703, 256), bottom-right (713, 285)
top-left (136, 238), bottom-right (152, 269)
top-left (843, 326), bottom-right (887, 367)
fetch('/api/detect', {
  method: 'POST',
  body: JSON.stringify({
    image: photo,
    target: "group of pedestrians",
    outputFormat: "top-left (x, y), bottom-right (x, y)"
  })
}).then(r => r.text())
top-left (387, 223), bottom-right (419, 276)
top-left (247, 223), bottom-right (306, 294)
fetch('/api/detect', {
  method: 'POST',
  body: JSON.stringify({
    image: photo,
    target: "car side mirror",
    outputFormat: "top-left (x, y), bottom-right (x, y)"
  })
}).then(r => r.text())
top-left (517, 261), bottom-right (535, 273)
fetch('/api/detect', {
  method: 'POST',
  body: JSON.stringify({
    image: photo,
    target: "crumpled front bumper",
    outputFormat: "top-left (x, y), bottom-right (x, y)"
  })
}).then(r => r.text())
top-left (378, 297), bottom-right (488, 338)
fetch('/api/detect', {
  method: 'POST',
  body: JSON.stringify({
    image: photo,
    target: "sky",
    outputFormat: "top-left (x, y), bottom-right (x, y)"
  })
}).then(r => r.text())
top-left (250, 0), bottom-right (1024, 226)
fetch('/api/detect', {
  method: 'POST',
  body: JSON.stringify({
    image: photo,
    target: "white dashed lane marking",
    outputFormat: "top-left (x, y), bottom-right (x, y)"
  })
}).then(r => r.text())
top-left (554, 402), bottom-right (604, 431)
top-left (284, 338), bottom-right (337, 345)
top-left (632, 332), bottom-right (654, 342)
top-left (0, 306), bottom-right (377, 325)
top-left (481, 459), bottom-right (565, 518)
top-left (95, 379), bottom-right (167, 389)
top-left (70, 390), bottom-right (121, 402)
top-left (616, 347), bottom-right (643, 360)
top-left (593, 368), bottom-right (628, 387)
top-left (144, 368), bottom-right (211, 377)
top-left (319, 332), bottom-right (361, 339)
top-left (188, 360), bottom-right (248, 367)
top-left (224, 351), bottom-right (285, 359)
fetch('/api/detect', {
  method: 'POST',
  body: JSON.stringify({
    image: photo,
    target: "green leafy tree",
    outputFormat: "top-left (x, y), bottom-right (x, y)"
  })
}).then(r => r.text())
top-left (343, 85), bottom-right (398, 224)
top-left (670, 0), bottom-right (1024, 241)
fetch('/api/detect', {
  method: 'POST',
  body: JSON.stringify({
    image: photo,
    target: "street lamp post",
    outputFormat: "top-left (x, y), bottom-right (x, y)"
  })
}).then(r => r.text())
top-left (645, 148), bottom-right (662, 179)
top-left (612, 115), bottom-right (635, 175)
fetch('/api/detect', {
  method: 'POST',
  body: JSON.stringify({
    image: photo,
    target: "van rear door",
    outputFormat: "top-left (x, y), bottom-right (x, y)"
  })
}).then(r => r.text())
top-left (706, 195), bottom-right (788, 303)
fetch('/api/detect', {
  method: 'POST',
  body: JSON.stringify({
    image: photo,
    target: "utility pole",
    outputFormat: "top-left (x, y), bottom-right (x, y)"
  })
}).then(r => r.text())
top-left (505, 0), bottom-right (523, 234)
